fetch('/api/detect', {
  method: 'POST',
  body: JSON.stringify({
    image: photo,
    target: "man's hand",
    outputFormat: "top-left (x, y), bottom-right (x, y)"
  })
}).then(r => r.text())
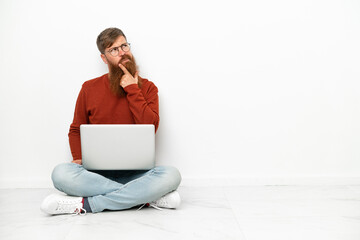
top-left (72, 159), bottom-right (82, 165)
top-left (119, 63), bottom-right (138, 88)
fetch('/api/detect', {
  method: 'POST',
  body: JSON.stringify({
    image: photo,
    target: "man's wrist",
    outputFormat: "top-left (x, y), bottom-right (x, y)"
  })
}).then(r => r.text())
top-left (72, 159), bottom-right (82, 165)
top-left (123, 83), bottom-right (139, 92)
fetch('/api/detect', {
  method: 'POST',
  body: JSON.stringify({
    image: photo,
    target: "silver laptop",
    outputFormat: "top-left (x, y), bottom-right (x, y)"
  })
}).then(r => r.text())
top-left (80, 124), bottom-right (155, 170)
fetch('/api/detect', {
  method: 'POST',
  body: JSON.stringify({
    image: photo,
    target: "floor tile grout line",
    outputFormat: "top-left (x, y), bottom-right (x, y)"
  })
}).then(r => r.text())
top-left (221, 185), bottom-right (249, 240)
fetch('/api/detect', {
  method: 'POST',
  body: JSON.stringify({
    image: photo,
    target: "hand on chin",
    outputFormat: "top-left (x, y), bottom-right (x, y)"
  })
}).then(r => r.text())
top-left (119, 63), bottom-right (138, 88)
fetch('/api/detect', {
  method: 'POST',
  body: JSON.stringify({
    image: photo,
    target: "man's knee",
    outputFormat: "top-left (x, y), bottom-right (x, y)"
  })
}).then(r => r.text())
top-left (51, 163), bottom-right (79, 188)
top-left (155, 166), bottom-right (182, 190)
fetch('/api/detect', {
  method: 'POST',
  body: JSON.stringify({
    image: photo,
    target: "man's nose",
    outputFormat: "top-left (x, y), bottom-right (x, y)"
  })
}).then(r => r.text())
top-left (118, 49), bottom-right (126, 56)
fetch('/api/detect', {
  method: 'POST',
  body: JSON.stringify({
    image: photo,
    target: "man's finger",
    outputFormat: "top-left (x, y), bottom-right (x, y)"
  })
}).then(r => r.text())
top-left (118, 63), bottom-right (130, 74)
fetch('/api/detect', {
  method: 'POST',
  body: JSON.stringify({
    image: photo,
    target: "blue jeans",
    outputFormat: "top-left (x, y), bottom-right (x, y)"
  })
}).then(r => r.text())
top-left (51, 163), bottom-right (181, 213)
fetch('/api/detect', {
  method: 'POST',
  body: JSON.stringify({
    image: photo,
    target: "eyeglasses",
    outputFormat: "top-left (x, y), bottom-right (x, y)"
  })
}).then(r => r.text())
top-left (106, 43), bottom-right (131, 57)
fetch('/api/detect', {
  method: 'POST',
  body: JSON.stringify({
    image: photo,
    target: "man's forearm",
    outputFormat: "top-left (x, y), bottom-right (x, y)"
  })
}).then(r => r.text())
top-left (68, 124), bottom-right (82, 160)
top-left (125, 84), bottom-right (159, 131)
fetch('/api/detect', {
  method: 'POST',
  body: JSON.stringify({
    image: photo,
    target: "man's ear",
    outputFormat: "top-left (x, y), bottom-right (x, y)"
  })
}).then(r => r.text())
top-left (100, 54), bottom-right (108, 64)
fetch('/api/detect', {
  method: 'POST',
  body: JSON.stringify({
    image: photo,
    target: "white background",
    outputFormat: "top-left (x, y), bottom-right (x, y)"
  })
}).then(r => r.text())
top-left (0, 0), bottom-right (359, 187)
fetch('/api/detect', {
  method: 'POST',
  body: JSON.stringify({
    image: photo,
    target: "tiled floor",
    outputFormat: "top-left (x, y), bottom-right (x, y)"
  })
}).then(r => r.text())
top-left (0, 186), bottom-right (359, 240)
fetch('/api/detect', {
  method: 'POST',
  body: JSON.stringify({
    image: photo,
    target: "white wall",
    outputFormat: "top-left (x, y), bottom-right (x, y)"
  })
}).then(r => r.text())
top-left (1, 0), bottom-right (359, 188)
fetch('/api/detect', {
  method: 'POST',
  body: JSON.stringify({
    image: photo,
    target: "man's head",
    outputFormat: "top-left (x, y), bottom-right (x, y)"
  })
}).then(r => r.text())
top-left (97, 28), bottom-right (140, 97)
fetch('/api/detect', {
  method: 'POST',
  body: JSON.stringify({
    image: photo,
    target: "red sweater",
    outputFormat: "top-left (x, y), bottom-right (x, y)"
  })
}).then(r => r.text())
top-left (68, 74), bottom-right (159, 160)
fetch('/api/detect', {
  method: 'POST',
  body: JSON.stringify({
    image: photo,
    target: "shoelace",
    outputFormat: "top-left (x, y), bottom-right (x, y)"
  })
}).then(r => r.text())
top-left (72, 207), bottom-right (87, 216)
top-left (148, 203), bottom-right (163, 211)
top-left (153, 198), bottom-right (169, 208)
top-left (56, 201), bottom-right (87, 215)
top-left (137, 203), bottom-right (163, 211)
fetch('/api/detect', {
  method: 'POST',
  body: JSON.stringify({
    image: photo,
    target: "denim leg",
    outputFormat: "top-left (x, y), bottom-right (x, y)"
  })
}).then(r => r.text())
top-left (88, 166), bottom-right (182, 213)
top-left (51, 163), bottom-right (182, 213)
top-left (51, 163), bottom-right (123, 197)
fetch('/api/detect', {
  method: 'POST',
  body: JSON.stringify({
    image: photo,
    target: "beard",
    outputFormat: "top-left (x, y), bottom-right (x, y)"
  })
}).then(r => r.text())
top-left (108, 54), bottom-right (142, 97)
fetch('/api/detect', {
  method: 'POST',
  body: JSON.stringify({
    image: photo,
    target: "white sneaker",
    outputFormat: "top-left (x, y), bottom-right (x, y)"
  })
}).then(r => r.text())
top-left (40, 193), bottom-right (86, 215)
top-left (148, 191), bottom-right (181, 210)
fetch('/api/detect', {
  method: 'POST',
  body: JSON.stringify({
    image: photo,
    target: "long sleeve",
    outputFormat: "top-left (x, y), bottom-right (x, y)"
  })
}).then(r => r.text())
top-left (67, 74), bottom-right (160, 161)
top-left (124, 81), bottom-right (160, 132)
top-left (68, 86), bottom-right (89, 160)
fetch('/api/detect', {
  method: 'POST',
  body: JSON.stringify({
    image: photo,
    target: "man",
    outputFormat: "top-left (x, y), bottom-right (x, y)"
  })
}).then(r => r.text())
top-left (40, 28), bottom-right (181, 215)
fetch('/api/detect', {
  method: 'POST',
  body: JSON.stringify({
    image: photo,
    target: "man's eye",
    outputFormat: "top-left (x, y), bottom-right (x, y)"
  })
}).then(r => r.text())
top-left (111, 47), bottom-right (119, 52)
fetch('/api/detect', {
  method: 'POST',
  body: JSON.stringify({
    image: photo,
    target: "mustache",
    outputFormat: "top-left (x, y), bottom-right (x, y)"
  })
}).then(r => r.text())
top-left (118, 55), bottom-right (132, 65)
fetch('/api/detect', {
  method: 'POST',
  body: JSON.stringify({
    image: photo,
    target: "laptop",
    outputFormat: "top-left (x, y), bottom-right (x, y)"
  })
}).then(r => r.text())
top-left (80, 124), bottom-right (155, 170)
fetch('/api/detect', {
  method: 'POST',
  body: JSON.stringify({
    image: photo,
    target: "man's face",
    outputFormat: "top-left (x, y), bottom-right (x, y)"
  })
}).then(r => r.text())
top-left (101, 35), bottom-right (139, 97)
top-left (101, 35), bottom-right (133, 67)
